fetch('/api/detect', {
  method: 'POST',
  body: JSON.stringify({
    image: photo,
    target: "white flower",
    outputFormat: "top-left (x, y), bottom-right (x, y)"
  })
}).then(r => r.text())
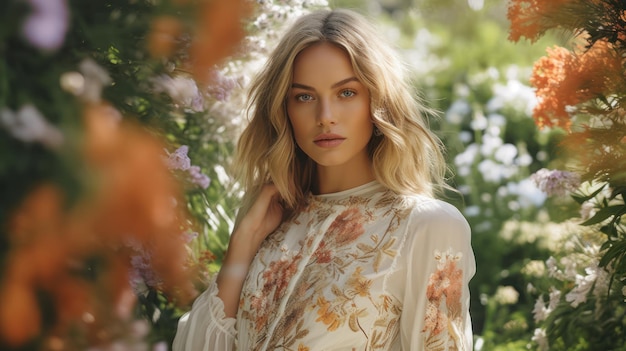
top-left (486, 78), bottom-right (537, 116)
top-left (494, 285), bottom-right (519, 305)
top-left (0, 104), bottom-right (63, 148)
top-left (532, 295), bottom-right (549, 322)
top-left (494, 143), bottom-right (518, 165)
top-left (580, 201), bottom-right (596, 221)
top-left (446, 99), bottom-right (470, 124)
top-left (59, 71), bottom-right (86, 95)
top-left (565, 263), bottom-right (601, 308)
top-left (532, 328), bottom-right (549, 351)
top-left (546, 256), bottom-right (562, 279)
top-left (78, 58), bottom-right (112, 103)
top-left (152, 74), bottom-right (204, 112)
top-left (470, 111), bottom-right (488, 131)
top-left (480, 132), bottom-right (503, 156)
top-left (521, 260), bottom-right (545, 277)
top-left (507, 178), bottom-right (546, 208)
top-left (548, 288), bottom-right (561, 311)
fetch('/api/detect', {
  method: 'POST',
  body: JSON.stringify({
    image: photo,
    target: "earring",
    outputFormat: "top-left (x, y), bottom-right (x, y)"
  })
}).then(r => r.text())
top-left (374, 127), bottom-right (383, 137)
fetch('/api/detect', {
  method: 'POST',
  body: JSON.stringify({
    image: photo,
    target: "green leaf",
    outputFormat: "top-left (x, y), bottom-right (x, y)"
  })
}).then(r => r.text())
top-left (581, 205), bottom-right (625, 226)
top-left (571, 184), bottom-right (606, 205)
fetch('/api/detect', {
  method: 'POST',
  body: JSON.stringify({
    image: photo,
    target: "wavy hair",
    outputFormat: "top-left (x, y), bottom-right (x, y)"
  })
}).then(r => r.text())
top-left (233, 8), bottom-right (450, 218)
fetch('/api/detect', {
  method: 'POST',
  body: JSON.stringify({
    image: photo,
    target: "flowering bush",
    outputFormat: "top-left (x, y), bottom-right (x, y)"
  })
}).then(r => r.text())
top-left (508, 0), bottom-right (626, 349)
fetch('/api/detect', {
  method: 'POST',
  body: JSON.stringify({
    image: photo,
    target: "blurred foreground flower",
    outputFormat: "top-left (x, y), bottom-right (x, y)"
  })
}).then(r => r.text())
top-left (0, 104), bottom-right (64, 148)
top-left (0, 103), bottom-right (196, 349)
top-left (21, 0), bottom-right (69, 52)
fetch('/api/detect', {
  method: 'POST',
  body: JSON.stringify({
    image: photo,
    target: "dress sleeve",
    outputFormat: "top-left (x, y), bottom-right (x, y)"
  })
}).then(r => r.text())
top-left (172, 276), bottom-right (237, 351)
top-left (400, 200), bottom-right (475, 351)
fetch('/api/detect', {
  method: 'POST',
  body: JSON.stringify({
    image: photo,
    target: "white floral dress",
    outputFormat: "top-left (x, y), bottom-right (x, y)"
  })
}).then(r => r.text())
top-left (173, 181), bottom-right (475, 351)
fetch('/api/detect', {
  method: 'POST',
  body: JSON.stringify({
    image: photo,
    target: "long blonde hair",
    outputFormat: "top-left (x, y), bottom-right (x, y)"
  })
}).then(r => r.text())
top-left (233, 8), bottom-right (449, 218)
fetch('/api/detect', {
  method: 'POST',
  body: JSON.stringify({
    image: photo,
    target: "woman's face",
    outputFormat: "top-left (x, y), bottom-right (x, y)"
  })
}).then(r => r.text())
top-left (287, 42), bottom-right (373, 173)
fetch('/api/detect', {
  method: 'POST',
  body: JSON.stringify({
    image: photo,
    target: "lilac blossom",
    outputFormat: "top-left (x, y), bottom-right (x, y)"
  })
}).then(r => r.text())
top-left (152, 74), bottom-right (204, 112)
top-left (188, 165), bottom-right (211, 189)
top-left (531, 168), bottom-right (581, 197)
top-left (130, 252), bottom-right (161, 291)
top-left (205, 69), bottom-right (238, 102)
top-left (183, 231), bottom-right (199, 243)
top-left (22, 0), bottom-right (69, 52)
top-left (165, 145), bottom-right (191, 171)
top-left (0, 104), bottom-right (63, 148)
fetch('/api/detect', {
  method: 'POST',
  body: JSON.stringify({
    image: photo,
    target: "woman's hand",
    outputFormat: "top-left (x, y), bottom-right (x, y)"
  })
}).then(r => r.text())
top-left (234, 184), bottom-right (285, 253)
top-left (217, 184), bottom-right (285, 318)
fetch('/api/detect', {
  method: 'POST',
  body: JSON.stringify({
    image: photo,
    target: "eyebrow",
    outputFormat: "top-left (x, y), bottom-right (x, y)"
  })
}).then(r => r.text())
top-left (291, 77), bottom-right (359, 91)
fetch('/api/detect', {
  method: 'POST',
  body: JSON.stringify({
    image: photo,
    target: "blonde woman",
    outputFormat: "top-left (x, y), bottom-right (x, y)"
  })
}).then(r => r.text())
top-left (174, 8), bottom-right (475, 351)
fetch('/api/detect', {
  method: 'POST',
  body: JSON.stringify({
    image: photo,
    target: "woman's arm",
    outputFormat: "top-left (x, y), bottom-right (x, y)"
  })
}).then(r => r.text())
top-left (401, 200), bottom-right (476, 351)
top-left (172, 184), bottom-right (284, 351)
top-left (217, 184), bottom-right (285, 317)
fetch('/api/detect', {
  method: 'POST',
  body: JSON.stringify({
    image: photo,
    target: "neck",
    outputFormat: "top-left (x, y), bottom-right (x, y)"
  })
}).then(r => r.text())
top-left (314, 161), bottom-right (376, 195)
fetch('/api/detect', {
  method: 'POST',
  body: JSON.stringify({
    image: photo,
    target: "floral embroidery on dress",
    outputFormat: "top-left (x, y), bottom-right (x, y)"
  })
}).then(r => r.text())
top-left (236, 189), bottom-right (470, 351)
top-left (241, 249), bottom-right (303, 335)
top-left (262, 202), bottom-right (404, 350)
top-left (422, 248), bottom-right (465, 351)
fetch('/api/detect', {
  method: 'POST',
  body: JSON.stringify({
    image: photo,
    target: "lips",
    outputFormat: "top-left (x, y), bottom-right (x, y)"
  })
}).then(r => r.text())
top-left (314, 133), bottom-right (345, 147)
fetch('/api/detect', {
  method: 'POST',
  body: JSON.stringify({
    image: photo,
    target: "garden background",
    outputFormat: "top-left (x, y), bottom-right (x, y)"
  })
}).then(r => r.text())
top-left (1, 0), bottom-right (625, 350)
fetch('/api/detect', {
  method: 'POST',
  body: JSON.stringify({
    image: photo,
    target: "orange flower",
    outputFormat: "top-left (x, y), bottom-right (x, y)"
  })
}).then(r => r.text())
top-left (314, 296), bottom-right (342, 331)
top-left (82, 102), bottom-right (196, 303)
top-left (347, 267), bottom-right (372, 298)
top-left (530, 40), bottom-right (625, 130)
top-left (147, 15), bottom-right (183, 58)
top-left (0, 101), bottom-right (197, 347)
top-left (0, 282), bottom-right (41, 346)
top-left (530, 46), bottom-right (576, 130)
top-left (507, 0), bottom-right (573, 42)
top-left (189, 0), bottom-right (253, 82)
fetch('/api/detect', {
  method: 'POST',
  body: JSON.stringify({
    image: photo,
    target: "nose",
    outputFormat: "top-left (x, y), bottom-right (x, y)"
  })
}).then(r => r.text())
top-left (316, 98), bottom-right (336, 126)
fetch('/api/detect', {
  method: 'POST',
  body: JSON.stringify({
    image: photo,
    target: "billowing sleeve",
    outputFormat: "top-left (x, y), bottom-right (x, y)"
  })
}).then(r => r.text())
top-left (172, 276), bottom-right (237, 351)
top-left (400, 200), bottom-right (475, 351)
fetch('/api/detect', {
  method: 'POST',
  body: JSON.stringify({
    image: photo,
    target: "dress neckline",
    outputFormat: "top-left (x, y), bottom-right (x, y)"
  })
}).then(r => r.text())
top-left (309, 181), bottom-right (386, 202)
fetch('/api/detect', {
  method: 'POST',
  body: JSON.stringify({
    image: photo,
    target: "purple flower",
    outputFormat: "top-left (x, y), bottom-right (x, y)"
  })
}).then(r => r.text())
top-left (183, 231), bottom-right (199, 243)
top-left (130, 252), bottom-right (162, 289)
top-left (205, 70), bottom-right (237, 102)
top-left (530, 168), bottom-right (581, 197)
top-left (22, 0), bottom-right (69, 52)
top-left (165, 145), bottom-right (191, 171)
top-left (188, 165), bottom-right (211, 189)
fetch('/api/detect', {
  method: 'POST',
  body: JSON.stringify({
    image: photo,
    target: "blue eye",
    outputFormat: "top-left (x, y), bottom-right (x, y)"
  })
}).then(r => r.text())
top-left (296, 94), bottom-right (313, 102)
top-left (340, 90), bottom-right (356, 98)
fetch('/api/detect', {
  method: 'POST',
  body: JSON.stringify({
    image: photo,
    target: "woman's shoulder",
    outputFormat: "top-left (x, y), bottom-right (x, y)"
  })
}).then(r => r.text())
top-left (388, 193), bottom-right (469, 229)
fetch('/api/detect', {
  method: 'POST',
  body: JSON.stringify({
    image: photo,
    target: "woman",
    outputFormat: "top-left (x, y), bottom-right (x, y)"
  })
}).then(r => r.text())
top-left (174, 8), bottom-right (475, 351)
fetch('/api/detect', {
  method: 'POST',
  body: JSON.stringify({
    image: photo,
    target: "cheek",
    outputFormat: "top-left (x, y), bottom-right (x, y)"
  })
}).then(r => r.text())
top-left (287, 104), bottom-right (313, 135)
